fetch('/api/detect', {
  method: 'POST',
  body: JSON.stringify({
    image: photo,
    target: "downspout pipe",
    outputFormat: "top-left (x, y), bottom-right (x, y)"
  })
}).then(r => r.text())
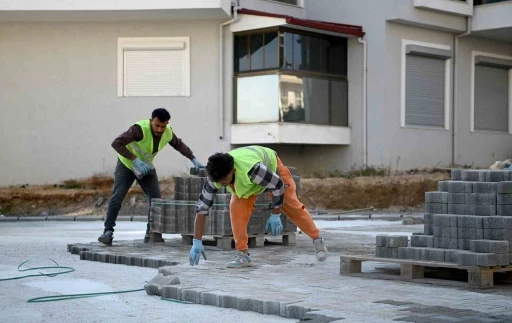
top-left (358, 37), bottom-right (368, 169)
top-left (219, 1), bottom-right (240, 139)
top-left (452, 16), bottom-right (472, 166)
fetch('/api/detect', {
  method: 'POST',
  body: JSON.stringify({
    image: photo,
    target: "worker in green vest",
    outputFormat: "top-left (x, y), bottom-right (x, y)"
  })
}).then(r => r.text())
top-left (98, 108), bottom-right (203, 246)
top-left (189, 145), bottom-right (328, 268)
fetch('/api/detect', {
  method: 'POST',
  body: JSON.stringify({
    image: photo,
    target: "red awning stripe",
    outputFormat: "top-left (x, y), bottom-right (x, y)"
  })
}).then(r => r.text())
top-left (237, 8), bottom-right (365, 37)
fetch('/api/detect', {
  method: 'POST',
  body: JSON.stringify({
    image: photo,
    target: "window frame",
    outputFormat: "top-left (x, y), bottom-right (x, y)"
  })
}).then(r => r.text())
top-left (401, 39), bottom-right (451, 130)
top-left (117, 37), bottom-right (191, 97)
top-left (470, 51), bottom-right (512, 134)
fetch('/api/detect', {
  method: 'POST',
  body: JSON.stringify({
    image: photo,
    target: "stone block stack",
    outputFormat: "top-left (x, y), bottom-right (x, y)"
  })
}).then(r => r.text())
top-left (150, 167), bottom-right (301, 238)
top-left (375, 169), bottom-right (512, 267)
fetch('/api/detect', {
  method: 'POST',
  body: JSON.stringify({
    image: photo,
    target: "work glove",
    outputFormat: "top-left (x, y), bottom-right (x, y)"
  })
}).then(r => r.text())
top-left (265, 214), bottom-right (283, 236)
top-left (191, 158), bottom-right (204, 172)
top-left (134, 158), bottom-right (151, 175)
top-left (189, 239), bottom-right (207, 266)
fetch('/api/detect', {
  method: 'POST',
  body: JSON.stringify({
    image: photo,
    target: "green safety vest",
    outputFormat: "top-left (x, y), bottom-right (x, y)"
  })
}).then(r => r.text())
top-left (118, 119), bottom-right (173, 170)
top-left (215, 146), bottom-right (278, 198)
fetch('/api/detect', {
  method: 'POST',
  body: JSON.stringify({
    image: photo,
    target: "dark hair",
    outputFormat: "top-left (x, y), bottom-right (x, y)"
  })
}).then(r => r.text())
top-left (151, 108), bottom-right (171, 122)
top-left (206, 153), bottom-right (234, 182)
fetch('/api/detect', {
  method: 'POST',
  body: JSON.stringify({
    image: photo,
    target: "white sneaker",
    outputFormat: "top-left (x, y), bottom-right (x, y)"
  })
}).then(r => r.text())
top-left (226, 251), bottom-right (253, 268)
top-left (313, 237), bottom-right (328, 262)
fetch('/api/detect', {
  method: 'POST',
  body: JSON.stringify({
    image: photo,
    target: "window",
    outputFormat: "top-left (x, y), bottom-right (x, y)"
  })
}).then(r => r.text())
top-left (117, 37), bottom-right (190, 97)
top-left (234, 28), bottom-right (348, 127)
top-left (401, 41), bottom-right (451, 129)
top-left (472, 53), bottom-right (512, 132)
top-left (270, 0), bottom-right (299, 5)
top-left (474, 0), bottom-right (511, 5)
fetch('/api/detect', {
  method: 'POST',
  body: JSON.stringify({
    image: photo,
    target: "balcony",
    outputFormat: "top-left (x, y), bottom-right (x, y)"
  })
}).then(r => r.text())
top-left (0, 0), bottom-right (232, 21)
top-left (232, 73), bottom-right (350, 145)
top-left (413, 0), bottom-right (474, 16)
top-left (472, 0), bottom-right (512, 42)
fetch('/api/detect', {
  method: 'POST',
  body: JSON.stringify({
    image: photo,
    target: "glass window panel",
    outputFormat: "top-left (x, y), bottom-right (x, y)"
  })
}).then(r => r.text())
top-left (250, 34), bottom-right (264, 70)
top-left (237, 75), bottom-right (280, 123)
top-left (293, 34), bottom-right (302, 70)
top-left (234, 35), bottom-right (249, 72)
top-left (281, 32), bottom-right (294, 69)
top-left (264, 32), bottom-right (279, 69)
top-left (330, 80), bottom-right (348, 126)
top-left (327, 41), bottom-right (347, 75)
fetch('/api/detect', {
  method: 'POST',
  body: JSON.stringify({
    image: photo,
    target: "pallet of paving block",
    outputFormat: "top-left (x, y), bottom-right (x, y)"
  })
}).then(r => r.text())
top-left (339, 254), bottom-right (512, 289)
top-left (181, 232), bottom-right (296, 250)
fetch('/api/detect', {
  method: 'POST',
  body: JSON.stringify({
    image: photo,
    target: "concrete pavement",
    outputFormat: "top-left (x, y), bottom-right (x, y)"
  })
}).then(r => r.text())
top-left (2, 220), bottom-right (512, 322)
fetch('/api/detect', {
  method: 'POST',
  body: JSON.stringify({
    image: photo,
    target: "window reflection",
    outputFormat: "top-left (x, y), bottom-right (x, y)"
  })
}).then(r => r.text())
top-left (279, 75), bottom-right (348, 126)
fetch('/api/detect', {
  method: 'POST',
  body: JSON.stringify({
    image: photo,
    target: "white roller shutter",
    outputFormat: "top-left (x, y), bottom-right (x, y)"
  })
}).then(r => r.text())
top-left (124, 49), bottom-right (185, 97)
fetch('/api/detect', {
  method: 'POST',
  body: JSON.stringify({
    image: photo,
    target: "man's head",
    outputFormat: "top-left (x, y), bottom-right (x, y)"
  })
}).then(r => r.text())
top-left (150, 108), bottom-right (171, 137)
top-left (206, 153), bottom-right (235, 186)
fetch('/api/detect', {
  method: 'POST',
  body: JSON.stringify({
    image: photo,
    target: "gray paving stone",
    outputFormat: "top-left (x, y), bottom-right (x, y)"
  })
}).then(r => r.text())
top-left (468, 205), bottom-right (496, 216)
top-left (470, 240), bottom-right (509, 254)
top-left (484, 229), bottom-right (505, 240)
top-left (433, 214), bottom-right (458, 227)
top-left (468, 193), bottom-right (496, 205)
top-left (426, 203), bottom-right (448, 214)
top-left (444, 250), bottom-right (459, 263)
top-left (144, 273), bottom-right (180, 296)
top-left (434, 237), bottom-right (458, 249)
top-left (497, 205), bottom-right (512, 216)
top-left (497, 253), bottom-right (510, 265)
top-left (422, 248), bottom-right (446, 262)
top-left (75, 216), bottom-right (103, 221)
top-left (451, 169), bottom-right (463, 181)
top-left (448, 181), bottom-right (473, 193)
top-left (376, 235), bottom-right (388, 247)
top-left (424, 224), bottom-right (434, 235)
top-left (375, 247), bottom-right (388, 258)
top-left (448, 193), bottom-right (467, 204)
top-left (448, 204), bottom-right (469, 215)
top-left (473, 182), bottom-right (497, 194)
top-left (411, 235), bottom-right (434, 248)
top-left (483, 216), bottom-right (505, 229)
top-left (438, 181), bottom-right (450, 192)
top-left (424, 213), bottom-right (434, 225)
top-left (386, 236), bottom-right (408, 248)
top-left (426, 192), bottom-right (449, 203)
top-left (132, 216), bottom-right (147, 222)
top-left (458, 239), bottom-right (471, 250)
top-left (497, 194), bottom-right (512, 205)
top-left (461, 170), bottom-right (482, 182)
top-left (457, 215), bottom-right (484, 229)
top-left (498, 181), bottom-right (512, 194)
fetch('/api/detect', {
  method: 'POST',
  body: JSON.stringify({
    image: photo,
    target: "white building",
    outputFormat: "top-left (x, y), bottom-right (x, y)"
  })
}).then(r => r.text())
top-left (0, 0), bottom-right (511, 185)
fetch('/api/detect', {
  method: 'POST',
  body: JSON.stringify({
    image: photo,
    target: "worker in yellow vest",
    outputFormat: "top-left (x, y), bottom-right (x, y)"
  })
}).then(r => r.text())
top-left (189, 145), bottom-right (328, 268)
top-left (98, 108), bottom-right (203, 246)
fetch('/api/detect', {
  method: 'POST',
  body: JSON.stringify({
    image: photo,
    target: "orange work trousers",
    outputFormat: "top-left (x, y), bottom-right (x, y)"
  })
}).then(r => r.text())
top-left (229, 157), bottom-right (320, 252)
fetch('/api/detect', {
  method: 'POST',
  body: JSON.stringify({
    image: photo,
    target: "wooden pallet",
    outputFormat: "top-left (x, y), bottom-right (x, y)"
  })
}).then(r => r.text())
top-left (340, 254), bottom-right (512, 289)
top-left (181, 232), bottom-right (296, 250)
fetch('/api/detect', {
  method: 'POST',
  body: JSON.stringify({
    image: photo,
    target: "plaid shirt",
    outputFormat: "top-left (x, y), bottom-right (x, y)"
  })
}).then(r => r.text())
top-left (196, 162), bottom-right (284, 214)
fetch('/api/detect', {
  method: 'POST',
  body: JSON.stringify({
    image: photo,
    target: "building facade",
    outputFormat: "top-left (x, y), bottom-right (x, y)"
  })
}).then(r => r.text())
top-left (0, 0), bottom-right (511, 185)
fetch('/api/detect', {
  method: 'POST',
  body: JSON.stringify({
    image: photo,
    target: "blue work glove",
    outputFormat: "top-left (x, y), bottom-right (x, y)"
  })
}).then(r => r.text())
top-left (133, 158), bottom-right (151, 175)
top-left (265, 213), bottom-right (283, 236)
top-left (189, 239), bottom-right (207, 266)
top-left (191, 158), bottom-right (204, 172)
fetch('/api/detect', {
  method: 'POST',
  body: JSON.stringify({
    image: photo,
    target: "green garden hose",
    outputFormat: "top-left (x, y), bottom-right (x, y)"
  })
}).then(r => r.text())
top-left (1, 259), bottom-right (194, 304)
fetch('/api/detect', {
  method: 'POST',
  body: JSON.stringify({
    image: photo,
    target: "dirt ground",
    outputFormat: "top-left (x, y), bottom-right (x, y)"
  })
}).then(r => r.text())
top-left (0, 169), bottom-right (450, 217)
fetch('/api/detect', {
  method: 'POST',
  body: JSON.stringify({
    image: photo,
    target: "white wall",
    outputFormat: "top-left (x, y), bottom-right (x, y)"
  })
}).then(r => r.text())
top-left (0, 20), bottom-right (229, 185)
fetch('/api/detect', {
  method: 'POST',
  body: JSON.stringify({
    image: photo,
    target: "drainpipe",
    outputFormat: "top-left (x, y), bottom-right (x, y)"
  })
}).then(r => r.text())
top-left (452, 16), bottom-right (472, 166)
top-left (219, 1), bottom-right (240, 139)
top-left (358, 37), bottom-right (368, 169)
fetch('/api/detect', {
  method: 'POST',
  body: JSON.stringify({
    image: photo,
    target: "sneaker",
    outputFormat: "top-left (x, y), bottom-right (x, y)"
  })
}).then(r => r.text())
top-left (226, 251), bottom-right (253, 268)
top-left (98, 230), bottom-right (113, 246)
top-left (313, 237), bottom-right (328, 262)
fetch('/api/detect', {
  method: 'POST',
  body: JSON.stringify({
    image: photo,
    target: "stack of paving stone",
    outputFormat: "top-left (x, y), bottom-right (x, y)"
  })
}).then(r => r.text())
top-left (150, 167), bottom-right (301, 237)
top-left (375, 169), bottom-right (512, 267)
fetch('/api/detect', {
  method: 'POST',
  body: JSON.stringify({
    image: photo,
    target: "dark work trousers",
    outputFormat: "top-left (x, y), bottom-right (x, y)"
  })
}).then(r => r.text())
top-left (103, 159), bottom-right (161, 233)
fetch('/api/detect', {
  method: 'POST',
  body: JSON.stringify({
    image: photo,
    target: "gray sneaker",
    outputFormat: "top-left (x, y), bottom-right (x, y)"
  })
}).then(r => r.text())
top-left (314, 237), bottom-right (328, 262)
top-left (98, 230), bottom-right (113, 246)
top-left (226, 251), bottom-right (253, 268)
